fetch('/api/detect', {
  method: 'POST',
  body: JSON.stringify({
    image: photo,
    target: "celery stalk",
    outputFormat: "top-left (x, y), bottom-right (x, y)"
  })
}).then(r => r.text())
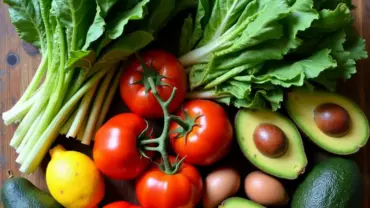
top-left (16, 110), bottom-right (44, 154)
top-left (19, 63), bottom-right (113, 173)
top-left (95, 69), bottom-right (122, 130)
top-left (81, 66), bottom-right (116, 145)
top-left (67, 82), bottom-right (99, 138)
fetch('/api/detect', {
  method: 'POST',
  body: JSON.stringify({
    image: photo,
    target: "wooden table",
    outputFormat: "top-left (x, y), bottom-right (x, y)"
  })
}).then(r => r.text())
top-left (1, 0), bottom-right (370, 207)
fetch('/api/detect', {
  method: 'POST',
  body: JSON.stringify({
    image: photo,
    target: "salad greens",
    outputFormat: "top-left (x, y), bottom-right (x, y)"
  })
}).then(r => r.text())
top-left (179, 0), bottom-right (368, 110)
top-left (3, 0), bottom-right (196, 173)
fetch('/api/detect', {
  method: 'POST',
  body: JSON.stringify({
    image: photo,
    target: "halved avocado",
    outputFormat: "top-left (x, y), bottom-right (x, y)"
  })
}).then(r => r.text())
top-left (285, 88), bottom-right (369, 155)
top-left (235, 109), bottom-right (307, 180)
top-left (219, 197), bottom-right (265, 208)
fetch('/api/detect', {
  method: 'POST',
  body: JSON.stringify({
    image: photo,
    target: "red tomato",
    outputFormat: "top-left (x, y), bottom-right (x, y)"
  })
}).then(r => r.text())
top-left (170, 100), bottom-right (233, 165)
top-left (120, 50), bottom-right (187, 118)
top-left (93, 113), bottom-right (152, 180)
top-left (136, 157), bottom-right (203, 208)
top-left (103, 201), bottom-right (141, 208)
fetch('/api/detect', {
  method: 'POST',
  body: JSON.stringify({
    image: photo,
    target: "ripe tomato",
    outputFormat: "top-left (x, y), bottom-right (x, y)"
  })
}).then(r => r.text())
top-left (120, 50), bottom-right (187, 118)
top-left (136, 157), bottom-right (203, 208)
top-left (170, 99), bottom-right (233, 165)
top-left (93, 113), bottom-right (152, 180)
top-left (103, 201), bottom-right (141, 208)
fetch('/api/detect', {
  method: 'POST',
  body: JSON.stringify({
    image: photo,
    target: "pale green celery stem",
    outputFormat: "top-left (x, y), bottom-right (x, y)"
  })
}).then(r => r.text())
top-left (19, 64), bottom-right (113, 173)
top-left (186, 90), bottom-right (230, 99)
top-left (17, 21), bottom-right (67, 164)
top-left (65, 70), bottom-right (86, 101)
top-left (66, 82), bottom-right (99, 138)
top-left (2, 90), bottom-right (40, 125)
top-left (81, 66), bottom-right (117, 145)
top-left (16, 110), bottom-right (44, 154)
top-left (95, 69), bottom-right (122, 130)
top-left (12, 56), bottom-right (48, 106)
top-left (10, 82), bottom-right (52, 148)
top-left (60, 108), bottom-right (77, 135)
top-left (77, 115), bottom-right (88, 141)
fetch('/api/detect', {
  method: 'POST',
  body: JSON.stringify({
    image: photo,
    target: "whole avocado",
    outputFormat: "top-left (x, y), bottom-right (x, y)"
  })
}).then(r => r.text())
top-left (292, 157), bottom-right (363, 208)
top-left (1, 171), bottom-right (63, 208)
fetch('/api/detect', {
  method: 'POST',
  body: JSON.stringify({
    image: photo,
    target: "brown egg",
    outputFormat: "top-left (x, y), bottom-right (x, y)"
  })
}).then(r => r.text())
top-left (314, 103), bottom-right (350, 137)
top-left (253, 123), bottom-right (288, 158)
top-left (203, 167), bottom-right (241, 208)
top-left (244, 171), bottom-right (288, 206)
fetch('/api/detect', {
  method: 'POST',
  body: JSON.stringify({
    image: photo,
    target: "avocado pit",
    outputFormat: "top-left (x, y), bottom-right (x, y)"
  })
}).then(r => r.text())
top-left (253, 123), bottom-right (288, 158)
top-left (314, 103), bottom-right (350, 137)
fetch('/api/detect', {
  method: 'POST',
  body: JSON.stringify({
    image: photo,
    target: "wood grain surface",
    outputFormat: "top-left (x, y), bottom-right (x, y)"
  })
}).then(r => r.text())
top-left (1, 0), bottom-right (370, 207)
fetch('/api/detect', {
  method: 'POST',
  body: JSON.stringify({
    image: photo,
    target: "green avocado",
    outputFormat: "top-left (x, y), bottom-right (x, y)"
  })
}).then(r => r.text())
top-left (219, 197), bottom-right (265, 208)
top-left (285, 88), bottom-right (369, 155)
top-left (292, 157), bottom-right (363, 208)
top-left (1, 172), bottom-right (63, 208)
top-left (235, 109), bottom-right (307, 180)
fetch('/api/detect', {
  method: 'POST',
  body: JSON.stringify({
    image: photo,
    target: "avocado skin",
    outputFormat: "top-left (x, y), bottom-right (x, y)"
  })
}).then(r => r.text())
top-left (219, 197), bottom-right (264, 208)
top-left (292, 157), bottom-right (362, 208)
top-left (1, 177), bottom-right (63, 208)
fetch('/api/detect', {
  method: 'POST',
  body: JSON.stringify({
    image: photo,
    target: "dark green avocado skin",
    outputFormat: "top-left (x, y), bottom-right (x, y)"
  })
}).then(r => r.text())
top-left (292, 157), bottom-right (362, 208)
top-left (1, 177), bottom-right (63, 208)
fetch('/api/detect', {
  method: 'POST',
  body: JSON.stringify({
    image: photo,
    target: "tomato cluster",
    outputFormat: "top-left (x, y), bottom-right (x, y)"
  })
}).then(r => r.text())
top-left (93, 50), bottom-right (234, 208)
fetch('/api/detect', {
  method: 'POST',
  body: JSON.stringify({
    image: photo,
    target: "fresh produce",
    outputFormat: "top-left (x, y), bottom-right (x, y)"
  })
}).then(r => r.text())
top-left (135, 156), bottom-right (203, 208)
top-left (93, 113), bottom-right (152, 180)
top-left (203, 167), bottom-right (241, 208)
top-left (2, 0), bottom-right (197, 173)
top-left (292, 157), bottom-right (363, 208)
top-left (180, 0), bottom-right (367, 110)
top-left (244, 171), bottom-right (289, 206)
top-left (104, 201), bottom-right (141, 208)
top-left (1, 170), bottom-right (63, 208)
top-left (121, 56), bottom-right (204, 208)
top-left (170, 99), bottom-right (233, 165)
top-left (46, 145), bottom-right (105, 208)
top-left (120, 50), bottom-right (187, 118)
top-left (235, 109), bottom-right (307, 179)
top-left (219, 197), bottom-right (265, 208)
top-left (286, 88), bottom-right (370, 154)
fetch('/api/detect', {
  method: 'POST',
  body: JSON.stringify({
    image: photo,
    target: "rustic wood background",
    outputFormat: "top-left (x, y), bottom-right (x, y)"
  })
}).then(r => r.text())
top-left (0, 0), bottom-right (370, 207)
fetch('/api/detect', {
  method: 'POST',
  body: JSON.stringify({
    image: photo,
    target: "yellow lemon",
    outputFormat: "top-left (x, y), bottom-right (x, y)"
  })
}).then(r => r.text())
top-left (46, 145), bottom-right (105, 208)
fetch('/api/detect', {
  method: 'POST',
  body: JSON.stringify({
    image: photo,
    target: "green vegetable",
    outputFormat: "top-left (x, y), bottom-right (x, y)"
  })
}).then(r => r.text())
top-left (291, 157), bottom-right (363, 208)
top-left (179, 0), bottom-right (367, 110)
top-left (1, 170), bottom-right (63, 208)
top-left (2, 0), bottom-right (191, 173)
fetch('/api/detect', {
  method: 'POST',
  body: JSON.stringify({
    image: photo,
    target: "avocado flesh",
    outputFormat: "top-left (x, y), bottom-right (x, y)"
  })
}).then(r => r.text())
top-left (285, 88), bottom-right (369, 155)
top-left (1, 177), bottom-right (63, 208)
top-left (291, 157), bottom-right (362, 208)
top-left (235, 109), bottom-right (307, 180)
top-left (219, 197), bottom-right (265, 208)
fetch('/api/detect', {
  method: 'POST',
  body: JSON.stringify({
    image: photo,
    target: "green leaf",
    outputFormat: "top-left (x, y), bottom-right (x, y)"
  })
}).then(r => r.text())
top-left (4, 0), bottom-right (46, 51)
top-left (198, 0), bottom-right (252, 47)
top-left (346, 37), bottom-right (368, 60)
top-left (51, 0), bottom-right (96, 51)
top-left (96, 0), bottom-right (150, 53)
top-left (83, 0), bottom-right (119, 50)
top-left (65, 50), bottom-right (96, 70)
top-left (179, 15), bottom-right (194, 56)
top-left (304, 3), bottom-right (352, 36)
top-left (313, 0), bottom-right (354, 10)
top-left (217, 0), bottom-right (290, 55)
top-left (95, 31), bottom-right (153, 67)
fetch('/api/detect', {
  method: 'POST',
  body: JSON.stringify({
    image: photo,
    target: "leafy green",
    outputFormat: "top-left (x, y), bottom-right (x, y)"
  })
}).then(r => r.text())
top-left (181, 0), bottom-right (367, 110)
top-left (4, 0), bottom-right (46, 51)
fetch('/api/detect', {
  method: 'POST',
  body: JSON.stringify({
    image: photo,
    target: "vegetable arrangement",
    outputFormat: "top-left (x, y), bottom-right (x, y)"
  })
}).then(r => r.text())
top-left (181, 0), bottom-right (367, 110)
top-left (2, 0), bottom-right (197, 173)
top-left (1, 0), bottom-right (370, 207)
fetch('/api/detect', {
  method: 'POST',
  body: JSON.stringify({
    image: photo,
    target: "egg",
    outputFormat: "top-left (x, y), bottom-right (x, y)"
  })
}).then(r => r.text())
top-left (203, 167), bottom-right (241, 208)
top-left (244, 171), bottom-right (288, 206)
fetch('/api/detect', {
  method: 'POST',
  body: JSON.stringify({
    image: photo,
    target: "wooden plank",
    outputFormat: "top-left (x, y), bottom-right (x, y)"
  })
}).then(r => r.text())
top-left (0, 0), bottom-right (370, 207)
